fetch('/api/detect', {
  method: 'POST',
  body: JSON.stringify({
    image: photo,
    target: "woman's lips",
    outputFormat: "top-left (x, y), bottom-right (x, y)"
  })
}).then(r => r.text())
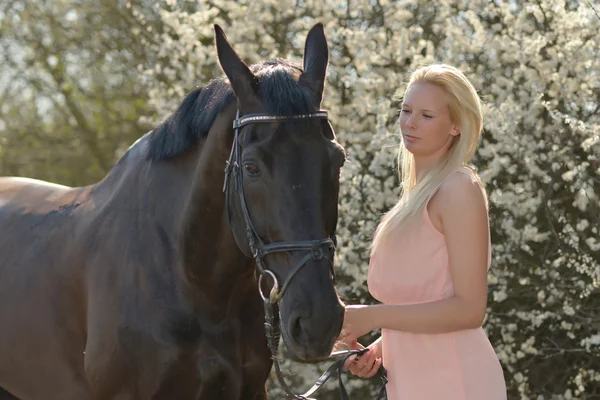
top-left (403, 134), bottom-right (420, 142)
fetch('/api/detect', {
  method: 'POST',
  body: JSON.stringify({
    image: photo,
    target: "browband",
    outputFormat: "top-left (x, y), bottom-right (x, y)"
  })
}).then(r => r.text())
top-left (233, 110), bottom-right (328, 130)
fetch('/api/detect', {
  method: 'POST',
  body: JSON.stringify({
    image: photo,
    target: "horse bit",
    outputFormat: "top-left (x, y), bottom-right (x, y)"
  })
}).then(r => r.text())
top-left (223, 109), bottom-right (387, 400)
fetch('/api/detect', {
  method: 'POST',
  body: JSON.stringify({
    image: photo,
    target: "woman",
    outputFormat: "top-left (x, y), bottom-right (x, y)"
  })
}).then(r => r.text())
top-left (338, 64), bottom-right (507, 399)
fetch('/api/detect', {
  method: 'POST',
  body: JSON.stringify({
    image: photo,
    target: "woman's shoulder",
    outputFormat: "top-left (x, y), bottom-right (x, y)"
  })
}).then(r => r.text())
top-left (431, 167), bottom-right (488, 216)
top-left (442, 167), bottom-right (481, 189)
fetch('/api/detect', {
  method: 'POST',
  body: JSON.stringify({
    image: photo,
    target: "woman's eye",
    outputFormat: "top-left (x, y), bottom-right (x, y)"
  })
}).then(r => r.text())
top-left (244, 163), bottom-right (260, 176)
top-left (401, 109), bottom-right (410, 114)
top-left (423, 115), bottom-right (433, 119)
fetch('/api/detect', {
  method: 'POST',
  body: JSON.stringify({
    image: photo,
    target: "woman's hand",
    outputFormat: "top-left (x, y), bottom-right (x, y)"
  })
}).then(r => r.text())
top-left (342, 340), bottom-right (382, 379)
top-left (339, 304), bottom-right (376, 343)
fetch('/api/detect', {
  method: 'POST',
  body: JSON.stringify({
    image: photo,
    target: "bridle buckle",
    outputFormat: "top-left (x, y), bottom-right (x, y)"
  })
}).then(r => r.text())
top-left (311, 245), bottom-right (325, 261)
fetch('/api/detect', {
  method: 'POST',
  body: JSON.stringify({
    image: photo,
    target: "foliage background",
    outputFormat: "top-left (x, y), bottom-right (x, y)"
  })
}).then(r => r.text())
top-left (1, 0), bottom-right (599, 398)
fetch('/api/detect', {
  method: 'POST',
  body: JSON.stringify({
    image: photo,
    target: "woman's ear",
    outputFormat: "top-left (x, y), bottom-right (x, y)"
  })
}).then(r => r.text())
top-left (450, 124), bottom-right (461, 137)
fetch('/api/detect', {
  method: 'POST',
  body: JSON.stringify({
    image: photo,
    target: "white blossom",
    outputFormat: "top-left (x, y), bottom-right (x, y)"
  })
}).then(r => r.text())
top-left (136, 1), bottom-right (600, 397)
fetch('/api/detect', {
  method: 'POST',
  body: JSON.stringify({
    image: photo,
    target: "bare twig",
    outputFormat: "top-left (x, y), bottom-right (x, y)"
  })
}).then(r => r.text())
top-left (587, 0), bottom-right (600, 21)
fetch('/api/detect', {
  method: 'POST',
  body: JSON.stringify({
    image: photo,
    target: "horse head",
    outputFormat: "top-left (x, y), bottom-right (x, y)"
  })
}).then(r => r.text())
top-left (215, 23), bottom-right (346, 361)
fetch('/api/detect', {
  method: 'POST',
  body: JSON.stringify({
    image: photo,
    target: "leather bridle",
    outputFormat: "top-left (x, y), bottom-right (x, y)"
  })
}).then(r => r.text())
top-left (223, 109), bottom-right (336, 304)
top-left (222, 109), bottom-right (387, 399)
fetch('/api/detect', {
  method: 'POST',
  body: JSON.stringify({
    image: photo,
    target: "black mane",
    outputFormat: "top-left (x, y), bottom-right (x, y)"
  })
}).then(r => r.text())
top-left (147, 59), bottom-right (316, 161)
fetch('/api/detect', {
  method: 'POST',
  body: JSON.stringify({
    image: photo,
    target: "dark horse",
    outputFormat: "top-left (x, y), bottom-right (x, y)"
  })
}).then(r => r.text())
top-left (0, 24), bottom-right (346, 399)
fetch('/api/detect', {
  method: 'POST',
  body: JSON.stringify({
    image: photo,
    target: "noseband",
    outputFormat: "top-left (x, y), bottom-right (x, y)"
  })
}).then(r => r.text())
top-left (222, 109), bottom-right (386, 400)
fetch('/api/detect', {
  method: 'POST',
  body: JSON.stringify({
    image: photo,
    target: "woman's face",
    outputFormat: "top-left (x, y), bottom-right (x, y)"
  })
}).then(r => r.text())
top-left (399, 82), bottom-right (459, 157)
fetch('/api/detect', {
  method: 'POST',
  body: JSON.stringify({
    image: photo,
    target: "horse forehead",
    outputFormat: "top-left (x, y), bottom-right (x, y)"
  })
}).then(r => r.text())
top-left (272, 122), bottom-right (324, 145)
top-left (266, 130), bottom-right (327, 162)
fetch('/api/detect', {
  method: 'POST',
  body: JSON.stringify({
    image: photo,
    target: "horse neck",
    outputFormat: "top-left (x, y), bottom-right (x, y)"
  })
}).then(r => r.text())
top-left (176, 105), bottom-right (256, 315)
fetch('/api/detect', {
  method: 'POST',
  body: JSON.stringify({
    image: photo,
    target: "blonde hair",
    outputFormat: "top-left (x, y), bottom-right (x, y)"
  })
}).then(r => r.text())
top-left (371, 64), bottom-right (484, 254)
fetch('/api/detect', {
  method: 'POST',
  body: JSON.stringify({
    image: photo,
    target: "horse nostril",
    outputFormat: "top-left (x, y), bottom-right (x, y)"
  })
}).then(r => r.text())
top-left (289, 312), bottom-right (309, 345)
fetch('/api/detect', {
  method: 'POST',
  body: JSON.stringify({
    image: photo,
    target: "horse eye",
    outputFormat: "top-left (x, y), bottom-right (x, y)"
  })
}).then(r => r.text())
top-left (244, 163), bottom-right (260, 176)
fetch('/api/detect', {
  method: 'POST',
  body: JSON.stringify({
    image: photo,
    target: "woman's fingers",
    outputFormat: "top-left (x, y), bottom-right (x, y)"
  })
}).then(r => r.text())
top-left (343, 345), bottom-right (383, 379)
top-left (349, 357), bottom-right (365, 374)
top-left (368, 358), bottom-right (383, 378)
top-left (343, 351), bottom-right (367, 372)
top-left (355, 357), bottom-right (381, 378)
top-left (348, 351), bottom-right (375, 375)
top-left (342, 354), bottom-right (357, 371)
top-left (355, 352), bottom-right (377, 377)
top-left (363, 357), bottom-right (382, 378)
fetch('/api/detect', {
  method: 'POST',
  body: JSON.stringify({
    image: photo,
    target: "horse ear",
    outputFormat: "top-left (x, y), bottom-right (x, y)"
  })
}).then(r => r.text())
top-left (214, 24), bottom-right (259, 111)
top-left (299, 23), bottom-right (329, 107)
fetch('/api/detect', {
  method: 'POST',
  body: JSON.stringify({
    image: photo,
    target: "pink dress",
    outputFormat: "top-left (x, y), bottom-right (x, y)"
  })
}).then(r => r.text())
top-left (368, 167), bottom-right (507, 400)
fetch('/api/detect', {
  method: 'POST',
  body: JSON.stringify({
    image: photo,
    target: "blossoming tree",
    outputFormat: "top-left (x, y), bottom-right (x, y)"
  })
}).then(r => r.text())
top-left (132, 0), bottom-right (599, 397)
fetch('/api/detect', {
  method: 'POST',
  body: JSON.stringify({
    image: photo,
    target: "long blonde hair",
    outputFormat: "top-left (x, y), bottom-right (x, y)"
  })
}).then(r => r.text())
top-left (371, 64), bottom-right (484, 254)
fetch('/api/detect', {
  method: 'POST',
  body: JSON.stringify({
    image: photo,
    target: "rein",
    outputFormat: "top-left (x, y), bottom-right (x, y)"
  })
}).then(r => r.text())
top-left (223, 109), bottom-right (387, 399)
